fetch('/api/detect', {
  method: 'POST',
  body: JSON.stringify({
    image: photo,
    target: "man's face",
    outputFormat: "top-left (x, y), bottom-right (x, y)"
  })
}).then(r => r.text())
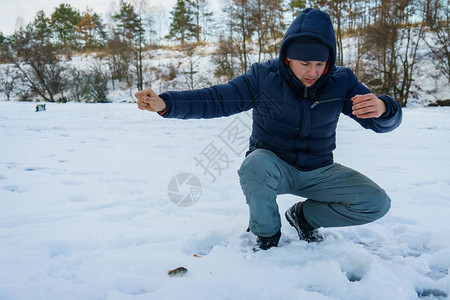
top-left (287, 58), bottom-right (327, 87)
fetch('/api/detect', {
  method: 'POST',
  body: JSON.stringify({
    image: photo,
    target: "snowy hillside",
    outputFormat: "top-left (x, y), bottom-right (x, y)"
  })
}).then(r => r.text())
top-left (0, 102), bottom-right (449, 299)
top-left (105, 41), bottom-right (450, 107)
top-left (4, 35), bottom-right (449, 106)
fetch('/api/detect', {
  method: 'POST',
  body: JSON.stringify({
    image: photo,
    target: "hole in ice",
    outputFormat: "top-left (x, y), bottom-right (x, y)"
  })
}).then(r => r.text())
top-left (345, 272), bottom-right (363, 282)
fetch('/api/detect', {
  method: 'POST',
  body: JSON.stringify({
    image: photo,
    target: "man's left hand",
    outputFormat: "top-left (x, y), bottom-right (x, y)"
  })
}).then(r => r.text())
top-left (351, 93), bottom-right (387, 119)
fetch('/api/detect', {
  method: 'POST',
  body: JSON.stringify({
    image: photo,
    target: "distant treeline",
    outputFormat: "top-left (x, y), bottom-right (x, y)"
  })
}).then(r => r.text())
top-left (0, 0), bottom-right (448, 106)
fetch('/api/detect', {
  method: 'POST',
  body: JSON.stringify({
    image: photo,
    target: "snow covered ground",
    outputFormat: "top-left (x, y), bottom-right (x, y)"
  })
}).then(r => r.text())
top-left (0, 102), bottom-right (449, 300)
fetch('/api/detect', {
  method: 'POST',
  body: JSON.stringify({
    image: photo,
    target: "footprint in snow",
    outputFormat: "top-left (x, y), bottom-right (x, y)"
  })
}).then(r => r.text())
top-left (61, 180), bottom-right (83, 186)
top-left (25, 167), bottom-right (44, 172)
top-left (416, 288), bottom-right (448, 299)
top-left (182, 231), bottom-right (230, 256)
top-left (4, 162), bottom-right (20, 169)
top-left (67, 194), bottom-right (88, 203)
top-left (2, 185), bottom-right (29, 193)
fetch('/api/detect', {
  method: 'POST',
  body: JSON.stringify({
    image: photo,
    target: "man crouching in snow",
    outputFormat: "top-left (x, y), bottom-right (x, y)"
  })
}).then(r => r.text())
top-left (135, 8), bottom-right (402, 251)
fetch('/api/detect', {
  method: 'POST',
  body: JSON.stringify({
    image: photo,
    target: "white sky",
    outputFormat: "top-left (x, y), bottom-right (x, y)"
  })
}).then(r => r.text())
top-left (0, 0), bottom-right (185, 35)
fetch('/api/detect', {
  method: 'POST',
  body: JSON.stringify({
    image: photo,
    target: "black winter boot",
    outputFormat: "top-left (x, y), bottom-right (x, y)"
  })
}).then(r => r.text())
top-left (285, 202), bottom-right (323, 243)
top-left (253, 229), bottom-right (281, 251)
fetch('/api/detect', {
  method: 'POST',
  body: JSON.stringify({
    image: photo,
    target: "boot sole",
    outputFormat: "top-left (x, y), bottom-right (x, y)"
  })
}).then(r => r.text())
top-left (285, 209), bottom-right (302, 237)
top-left (285, 209), bottom-right (323, 243)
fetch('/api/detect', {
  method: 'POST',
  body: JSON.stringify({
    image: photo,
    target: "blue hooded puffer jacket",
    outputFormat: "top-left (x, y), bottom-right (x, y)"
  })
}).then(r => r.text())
top-left (159, 8), bottom-right (402, 171)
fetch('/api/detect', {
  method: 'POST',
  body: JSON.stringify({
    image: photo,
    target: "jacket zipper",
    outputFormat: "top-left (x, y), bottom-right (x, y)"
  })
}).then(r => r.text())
top-left (310, 97), bottom-right (343, 109)
top-left (299, 87), bottom-right (308, 138)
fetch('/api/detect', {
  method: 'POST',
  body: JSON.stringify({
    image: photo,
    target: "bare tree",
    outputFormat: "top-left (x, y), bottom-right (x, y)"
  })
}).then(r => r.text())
top-left (214, 34), bottom-right (239, 82)
top-left (8, 19), bottom-right (69, 102)
top-left (106, 35), bottom-right (132, 89)
top-left (359, 0), bottom-right (424, 106)
top-left (229, 0), bottom-right (256, 73)
top-left (289, 0), bottom-right (307, 18)
top-left (313, 0), bottom-right (348, 66)
top-left (213, 3), bottom-right (240, 81)
top-left (69, 61), bottom-right (109, 102)
top-left (423, 0), bottom-right (450, 82)
top-left (253, 0), bottom-right (285, 61)
top-left (0, 65), bottom-right (19, 100)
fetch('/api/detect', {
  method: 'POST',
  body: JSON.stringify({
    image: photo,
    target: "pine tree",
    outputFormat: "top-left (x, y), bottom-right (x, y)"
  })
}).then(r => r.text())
top-left (166, 0), bottom-right (196, 44)
top-left (75, 8), bottom-right (107, 51)
top-left (112, 0), bottom-right (146, 90)
top-left (113, 1), bottom-right (143, 44)
top-left (33, 10), bottom-right (52, 42)
top-left (51, 4), bottom-right (81, 52)
top-left (187, 0), bottom-right (213, 42)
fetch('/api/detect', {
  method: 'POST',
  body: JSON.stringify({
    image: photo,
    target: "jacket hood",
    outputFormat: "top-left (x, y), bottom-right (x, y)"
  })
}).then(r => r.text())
top-left (279, 8), bottom-right (337, 96)
top-left (280, 8), bottom-right (336, 68)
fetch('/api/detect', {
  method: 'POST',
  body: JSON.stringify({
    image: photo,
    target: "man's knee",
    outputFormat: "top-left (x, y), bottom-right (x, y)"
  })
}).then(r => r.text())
top-left (347, 185), bottom-right (391, 224)
top-left (238, 150), bottom-right (283, 196)
top-left (369, 187), bottom-right (391, 220)
top-left (238, 150), bottom-right (281, 180)
top-left (378, 191), bottom-right (391, 217)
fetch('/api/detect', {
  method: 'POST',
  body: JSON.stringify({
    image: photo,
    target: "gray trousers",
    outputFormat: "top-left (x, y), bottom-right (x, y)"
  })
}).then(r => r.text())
top-left (237, 149), bottom-right (391, 237)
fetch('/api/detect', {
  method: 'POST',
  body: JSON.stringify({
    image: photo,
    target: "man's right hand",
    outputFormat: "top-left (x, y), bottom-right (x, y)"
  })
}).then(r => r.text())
top-left (135, 88), bottom-right (167, 113)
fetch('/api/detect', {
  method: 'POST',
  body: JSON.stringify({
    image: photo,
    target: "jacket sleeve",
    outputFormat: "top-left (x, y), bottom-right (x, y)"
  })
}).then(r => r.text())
top-left (158, 64), bottom-right (260, 119)
top-left (342, 68), bottom-right (402, 133)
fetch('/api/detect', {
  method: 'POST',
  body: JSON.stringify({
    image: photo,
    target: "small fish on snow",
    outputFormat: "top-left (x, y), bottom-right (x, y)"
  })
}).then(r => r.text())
top-left (168, 267), bottom-right (188, 277)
